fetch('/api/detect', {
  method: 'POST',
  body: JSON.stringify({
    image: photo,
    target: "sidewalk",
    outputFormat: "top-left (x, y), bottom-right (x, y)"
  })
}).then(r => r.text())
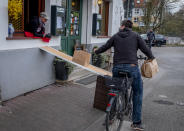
top-left (0, 82), bottom-right (132, 131)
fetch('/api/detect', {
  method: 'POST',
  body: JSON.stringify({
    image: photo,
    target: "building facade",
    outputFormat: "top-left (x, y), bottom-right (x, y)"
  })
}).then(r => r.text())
top-left (124, 0), bottom-right (146, 27)
top-left (132, 0), bottom-right (145, 27)
top-left (81, 0), bottom-right (124, 50)
top-left (123, 0), bottom-right (134, 20)
top-left (0, 0), bottom-right (124, 101)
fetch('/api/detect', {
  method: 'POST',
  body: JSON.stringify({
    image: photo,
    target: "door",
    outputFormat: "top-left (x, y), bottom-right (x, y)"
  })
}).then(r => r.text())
top-left (61, 0), bottom-right (83, 56)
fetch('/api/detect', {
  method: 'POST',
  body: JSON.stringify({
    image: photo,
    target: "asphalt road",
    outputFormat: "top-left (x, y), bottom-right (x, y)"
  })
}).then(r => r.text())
top-left (142, 47), bottom-right (184, 131)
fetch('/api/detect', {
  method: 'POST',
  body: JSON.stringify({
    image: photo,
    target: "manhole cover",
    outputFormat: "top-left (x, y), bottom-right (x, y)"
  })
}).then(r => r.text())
top-left (75, 75), bottom-right (97, 85)
top-left (153, 100), bottom-right (174, 105)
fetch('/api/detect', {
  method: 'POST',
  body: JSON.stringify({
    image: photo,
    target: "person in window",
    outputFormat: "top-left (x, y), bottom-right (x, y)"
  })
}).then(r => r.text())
top-left (147, 29), bottom-right (155, 49)
top-left (30, 12), bottom-right (51, 38)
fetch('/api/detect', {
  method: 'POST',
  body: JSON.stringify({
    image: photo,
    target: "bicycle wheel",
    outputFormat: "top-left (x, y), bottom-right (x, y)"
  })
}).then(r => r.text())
top-left (128, 89), bottom-right (133, 120)
top-left (105, 95), bottom-right (125, 131)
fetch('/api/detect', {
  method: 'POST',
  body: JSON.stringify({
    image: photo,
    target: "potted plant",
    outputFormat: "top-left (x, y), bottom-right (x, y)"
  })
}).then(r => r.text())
top-left (54, 57), bottom-right (74, 81)
top-left (8, 0), bottom-right (23, 33)
top-left (92, 46), bottom-right (108, 68)
top-left (8, 0), bottom-right (23, 20)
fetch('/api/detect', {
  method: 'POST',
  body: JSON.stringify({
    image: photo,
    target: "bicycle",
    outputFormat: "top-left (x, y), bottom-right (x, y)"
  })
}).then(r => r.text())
top-left (104, 55), bottom-right (146, 131)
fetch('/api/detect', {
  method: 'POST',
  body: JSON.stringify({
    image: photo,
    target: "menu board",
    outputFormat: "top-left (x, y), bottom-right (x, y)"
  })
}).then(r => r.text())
top-left (57, 16), bottom-right (62, 29)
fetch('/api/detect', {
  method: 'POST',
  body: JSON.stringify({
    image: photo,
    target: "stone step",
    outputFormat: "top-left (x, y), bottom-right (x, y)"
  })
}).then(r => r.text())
top-left (68, 67), bottom-right (95, 81)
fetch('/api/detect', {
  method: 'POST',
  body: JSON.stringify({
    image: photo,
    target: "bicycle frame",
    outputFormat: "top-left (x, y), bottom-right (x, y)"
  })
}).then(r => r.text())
top-left (104, 56), bottom-right (146, 131)
top-left (105, 75), bottom-right (133, 116)
top-left (106, 90), bottom-right (119, 112)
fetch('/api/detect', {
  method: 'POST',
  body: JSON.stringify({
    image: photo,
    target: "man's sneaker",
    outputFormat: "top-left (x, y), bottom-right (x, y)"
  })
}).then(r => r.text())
top-left (131, 123), bottom-right (145, 131)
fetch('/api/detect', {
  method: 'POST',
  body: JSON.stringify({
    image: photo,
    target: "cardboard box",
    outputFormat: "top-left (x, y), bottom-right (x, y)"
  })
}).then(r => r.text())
top-left (72, 50), bottom-right (91, 66)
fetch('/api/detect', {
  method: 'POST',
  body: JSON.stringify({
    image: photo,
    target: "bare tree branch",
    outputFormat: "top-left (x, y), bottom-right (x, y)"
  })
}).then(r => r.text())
top-left (142, 0), bottom-right (179, 32)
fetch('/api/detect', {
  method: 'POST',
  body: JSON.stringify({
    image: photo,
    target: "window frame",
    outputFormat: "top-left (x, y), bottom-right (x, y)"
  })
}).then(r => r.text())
top-left (98, 0), bottom-right (110, 37)
top-left (134, 17), bottom-right (139, 23)
top-left (135, 8), bottom-right (140, 14)
top-left (7, 0), bottom-right (45, 40)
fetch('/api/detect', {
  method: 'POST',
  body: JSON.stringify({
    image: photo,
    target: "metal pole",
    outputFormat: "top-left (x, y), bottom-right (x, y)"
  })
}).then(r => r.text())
top-left (127, 0), bottom-right (130, 19)
top-left (86, 0), bottom-right (89, 51)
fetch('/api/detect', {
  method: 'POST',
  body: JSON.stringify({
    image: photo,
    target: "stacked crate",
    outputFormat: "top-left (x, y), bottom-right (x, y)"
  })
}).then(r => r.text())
top-left (93, 75), bottom-right (109, 112)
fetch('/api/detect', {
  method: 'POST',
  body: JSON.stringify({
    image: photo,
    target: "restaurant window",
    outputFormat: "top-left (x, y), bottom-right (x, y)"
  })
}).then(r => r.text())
top-left (135, 8), bottom-right (140, 14)
top-left (134, 17), bottom-right (139, 23)
top-left (98, 0), bottom-right (109, 36)
top-left (8, 0), bottom-right (45, 38)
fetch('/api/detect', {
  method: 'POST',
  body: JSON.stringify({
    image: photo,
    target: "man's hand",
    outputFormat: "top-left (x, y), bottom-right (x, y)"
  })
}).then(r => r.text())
top-left (93, 48), bottom-right (98, 53)
top-left (43, 33), bottom-right (51, 38)
top-left (147, 58), bottom-right (155, 62)
top-left (43, 33), bottom-right (46, 38)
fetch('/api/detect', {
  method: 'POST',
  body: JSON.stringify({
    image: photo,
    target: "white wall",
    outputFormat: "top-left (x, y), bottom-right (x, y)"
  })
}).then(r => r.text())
top-left (110, 0), bottom-right (124, 35)
top-left (132, 8), bottom-right (144, 17)
top-left (81, 0), bottom-right (93, 45)
top-left (167, 37), bottom-right (182, 44)
top-left (0, 0), bottom-right (61, 51)
top-left (0, 48), bottom-right (56, 100)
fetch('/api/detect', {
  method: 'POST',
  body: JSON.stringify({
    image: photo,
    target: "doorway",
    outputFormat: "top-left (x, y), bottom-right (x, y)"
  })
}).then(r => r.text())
top-left (61, 0), bottom-right (83, 56)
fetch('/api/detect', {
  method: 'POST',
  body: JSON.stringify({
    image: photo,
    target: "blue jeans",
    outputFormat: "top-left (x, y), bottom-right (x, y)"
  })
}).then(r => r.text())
top-left (112, 64), bottom-right (143, 124)
top-left (149, 39), bottom-right (153, 49)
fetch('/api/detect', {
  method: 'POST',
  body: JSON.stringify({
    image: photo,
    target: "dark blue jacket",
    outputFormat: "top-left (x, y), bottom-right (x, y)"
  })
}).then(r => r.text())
top-left (147, 31), bottom-right (155, 40)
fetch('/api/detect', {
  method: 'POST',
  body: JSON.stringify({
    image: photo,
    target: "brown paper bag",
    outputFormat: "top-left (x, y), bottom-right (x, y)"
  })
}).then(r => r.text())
top-left (72, 50), bottom-right (91, 66)
top-left (141, 59), bottom-right (159, 78)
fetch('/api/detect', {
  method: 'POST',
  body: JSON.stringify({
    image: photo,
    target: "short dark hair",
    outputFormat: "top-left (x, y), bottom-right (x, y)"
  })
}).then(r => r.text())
top-left (121, 20), bottom-right (133, 28)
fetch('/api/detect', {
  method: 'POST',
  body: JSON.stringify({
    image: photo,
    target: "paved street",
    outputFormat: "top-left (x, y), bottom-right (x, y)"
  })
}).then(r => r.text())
top-left (0, 47), bottom-right (184, 131)
top-left (84, 47), bottom-right (184, 131)
top-left (142, 47), bottom-right (184, 131)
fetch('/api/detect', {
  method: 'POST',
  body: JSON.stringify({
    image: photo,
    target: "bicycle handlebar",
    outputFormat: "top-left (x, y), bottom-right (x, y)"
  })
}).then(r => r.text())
top-left (137, 55), bottom-right (147, 60)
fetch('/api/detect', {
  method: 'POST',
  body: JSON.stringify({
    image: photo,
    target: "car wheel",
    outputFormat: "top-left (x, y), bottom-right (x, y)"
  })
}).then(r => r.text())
top-left (157, 42), bottom-right (161, 47)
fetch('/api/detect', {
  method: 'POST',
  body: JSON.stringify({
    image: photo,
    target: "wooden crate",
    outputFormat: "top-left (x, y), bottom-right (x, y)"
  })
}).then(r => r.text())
top-left (93, 75), bottom-right (109, 112)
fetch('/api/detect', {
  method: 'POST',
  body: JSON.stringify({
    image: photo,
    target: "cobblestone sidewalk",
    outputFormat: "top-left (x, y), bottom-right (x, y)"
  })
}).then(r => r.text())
top-left (0, 83), bottom-right (105, 131)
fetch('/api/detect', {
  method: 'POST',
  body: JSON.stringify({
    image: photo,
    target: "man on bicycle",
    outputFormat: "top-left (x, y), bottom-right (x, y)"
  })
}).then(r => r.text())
top-left (95, 20), bottom-right (155, 130)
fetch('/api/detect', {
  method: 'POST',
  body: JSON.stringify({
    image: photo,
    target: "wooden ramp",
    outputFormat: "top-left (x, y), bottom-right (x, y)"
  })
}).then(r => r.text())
top-left (40, 46), bottom-right (112, 76)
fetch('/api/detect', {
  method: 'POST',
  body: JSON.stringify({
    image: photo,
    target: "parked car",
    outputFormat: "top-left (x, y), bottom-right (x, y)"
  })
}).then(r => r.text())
top-left (153, 34), bottom-right (167, 47)
top-left (140, 34), bottom-right (149, 47)
top-left (140, 34), bottom-right (149, 43)
top-left (140, 34), bottom-right (167, 47)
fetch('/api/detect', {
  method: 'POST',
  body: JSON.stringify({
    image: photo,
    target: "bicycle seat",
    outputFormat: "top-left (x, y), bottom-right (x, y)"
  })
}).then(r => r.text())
top-left (118, 71), bottom-right (132, 78)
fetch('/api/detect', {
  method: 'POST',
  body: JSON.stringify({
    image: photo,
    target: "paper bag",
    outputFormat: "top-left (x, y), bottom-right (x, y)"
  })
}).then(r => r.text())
top-left (141, 59), bottom-right (159, 78)
top-left (72, 50), bottom-right (91, 66)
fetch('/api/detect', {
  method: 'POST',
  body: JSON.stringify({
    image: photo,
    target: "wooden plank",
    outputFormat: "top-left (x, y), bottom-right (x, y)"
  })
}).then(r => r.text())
top-left (40, 46), bottom-right (112, 76)
top-left (41, 46), bottom-right (73, 61)
top-left (87, 65), bottom-right (112, 76)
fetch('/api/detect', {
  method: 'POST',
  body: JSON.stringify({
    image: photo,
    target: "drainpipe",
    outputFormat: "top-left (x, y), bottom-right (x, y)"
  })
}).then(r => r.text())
top-left (0, 87), bottom-right (2, 106)
top-left (85, 0), bottom-right (89, 51)
top-left (127, 0), bottom-right (130, 19)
